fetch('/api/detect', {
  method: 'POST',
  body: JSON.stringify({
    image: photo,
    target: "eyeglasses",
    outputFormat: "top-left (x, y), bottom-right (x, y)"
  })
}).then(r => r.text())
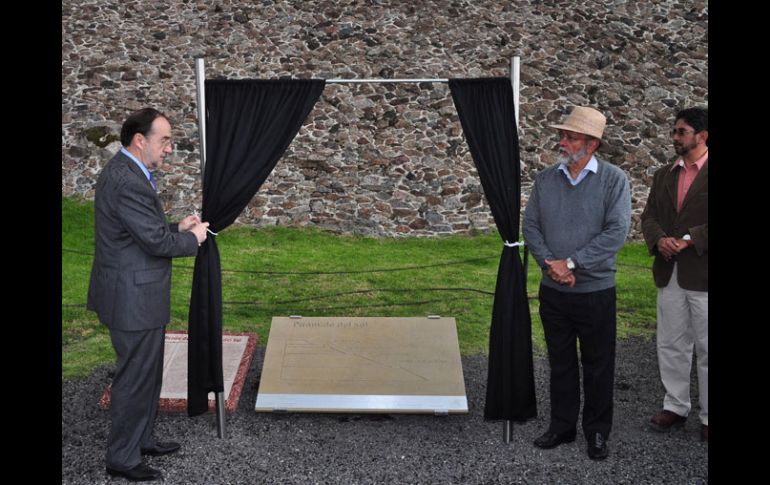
top-left (559, 132), bottom-right (588, 142)
top-left (670, 128), bottom-right (695, 136)
top-left (141, 133), bottom-right (172, 148)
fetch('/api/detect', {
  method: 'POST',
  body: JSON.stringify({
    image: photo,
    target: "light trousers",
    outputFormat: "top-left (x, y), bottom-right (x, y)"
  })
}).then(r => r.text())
top-left (656, 263), bottom-right (708, 425)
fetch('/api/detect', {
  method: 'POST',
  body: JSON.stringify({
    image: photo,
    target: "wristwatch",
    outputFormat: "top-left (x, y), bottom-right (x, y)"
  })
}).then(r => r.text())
top-left (682, 234), bottom-right (691, 241)
top-left (565, 257), bottom-right (576, 270)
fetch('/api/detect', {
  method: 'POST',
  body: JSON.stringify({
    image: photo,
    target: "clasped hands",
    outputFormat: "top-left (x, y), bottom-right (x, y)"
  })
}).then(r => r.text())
top-left (179, 214), bottom-right (210, 246)
top-left (656, 236), bottom-right (690, 261)
top-left (545, 259), bottom-right (575, 288)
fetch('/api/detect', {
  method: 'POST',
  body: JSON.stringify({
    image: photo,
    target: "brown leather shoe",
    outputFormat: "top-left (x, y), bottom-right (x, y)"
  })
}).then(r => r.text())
top-left (701, 424), bottom-right (708, 442)
top-left (649, 409), bottom-right (686, 432)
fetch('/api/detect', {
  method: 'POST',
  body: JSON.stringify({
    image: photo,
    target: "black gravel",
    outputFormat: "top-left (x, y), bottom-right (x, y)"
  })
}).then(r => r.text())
top-left (62, 337), bottom-right (708, 484)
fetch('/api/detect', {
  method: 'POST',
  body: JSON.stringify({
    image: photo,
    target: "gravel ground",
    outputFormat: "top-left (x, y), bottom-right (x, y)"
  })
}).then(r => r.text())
top-left (62, 337), bottom-right (708, 484)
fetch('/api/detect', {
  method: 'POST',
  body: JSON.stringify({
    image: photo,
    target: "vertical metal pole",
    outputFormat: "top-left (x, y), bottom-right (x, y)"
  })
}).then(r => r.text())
top-left (215, 392), bottom-right (226, 439)
top-left (195, 57), bottom-right (226, 439)
top-left (195, 57), bottom-right (207, 178)
top-left (503, 55), bottom-right (523, 445)
top-left (511, 56), bottom-right (520, 131)
top-left (512, 56), bottom-right (527, 315)
top-left (512, 55), bottom-right (525, 279)
top-left (503, 420), bottom-right (513, 443)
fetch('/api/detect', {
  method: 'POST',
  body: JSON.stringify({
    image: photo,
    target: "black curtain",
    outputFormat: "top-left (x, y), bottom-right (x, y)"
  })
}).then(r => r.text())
top-left (187, 79), bottom-right (325, 415)
top-left (448, 78), bottom-right (536, 421)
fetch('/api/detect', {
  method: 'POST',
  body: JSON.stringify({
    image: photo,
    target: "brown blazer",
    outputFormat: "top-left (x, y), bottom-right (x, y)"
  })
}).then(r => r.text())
top-left (640, 159), bottom-right (708, 291)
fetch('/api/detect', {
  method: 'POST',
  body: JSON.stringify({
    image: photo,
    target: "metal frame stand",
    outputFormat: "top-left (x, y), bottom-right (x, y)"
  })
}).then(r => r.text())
top-left (194, 55), bottom-right (525, 442)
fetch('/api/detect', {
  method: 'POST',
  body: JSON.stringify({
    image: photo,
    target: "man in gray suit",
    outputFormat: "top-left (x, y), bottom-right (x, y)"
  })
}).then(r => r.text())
top-left (87, 108), bottom-right (209, 482)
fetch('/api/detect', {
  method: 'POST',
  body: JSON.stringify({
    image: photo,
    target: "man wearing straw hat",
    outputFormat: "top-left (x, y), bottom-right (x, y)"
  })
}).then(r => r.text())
top-left (523, 106), bottom-right (631, 460)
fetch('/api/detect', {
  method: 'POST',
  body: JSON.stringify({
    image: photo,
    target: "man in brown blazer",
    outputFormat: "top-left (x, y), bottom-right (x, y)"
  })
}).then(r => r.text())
top-left (88, 108), bottom-right (210, 481)
top-left (640, 107), bottom-right (708, 442)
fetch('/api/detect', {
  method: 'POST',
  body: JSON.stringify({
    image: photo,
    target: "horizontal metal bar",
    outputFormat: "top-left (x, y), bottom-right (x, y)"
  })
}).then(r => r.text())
top-left (326, 78), bottom-right (449, 84)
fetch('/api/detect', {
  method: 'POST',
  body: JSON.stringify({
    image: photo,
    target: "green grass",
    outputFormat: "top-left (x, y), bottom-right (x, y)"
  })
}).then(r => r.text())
top-left (62, 196), bottom-right (657, 380)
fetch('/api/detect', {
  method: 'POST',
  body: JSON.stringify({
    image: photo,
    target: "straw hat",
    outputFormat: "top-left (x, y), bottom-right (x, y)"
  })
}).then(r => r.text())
top-left (549, 106), bottom-right (606, 139)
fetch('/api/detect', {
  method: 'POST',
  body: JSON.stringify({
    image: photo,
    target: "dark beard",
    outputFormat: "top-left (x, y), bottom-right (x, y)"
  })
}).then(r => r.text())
top-left (674, 140), bottom-right (695, 156)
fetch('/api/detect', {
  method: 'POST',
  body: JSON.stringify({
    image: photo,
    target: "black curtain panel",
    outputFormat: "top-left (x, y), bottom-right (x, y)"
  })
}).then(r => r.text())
top-left (187, 79), bottom-right (325, 416)
top-left (448, 78), bottom-right (536, 422)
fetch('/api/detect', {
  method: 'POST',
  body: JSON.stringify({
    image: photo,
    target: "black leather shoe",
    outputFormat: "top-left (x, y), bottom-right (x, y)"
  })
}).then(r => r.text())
top-left (586, 432), bottom-right (609, 460)
top-left (533, 429), bottom-right (577, 449)
top-left (141, 441), bottom-right (181, 456)
top-left (106, 463), bottom-right (162, 482)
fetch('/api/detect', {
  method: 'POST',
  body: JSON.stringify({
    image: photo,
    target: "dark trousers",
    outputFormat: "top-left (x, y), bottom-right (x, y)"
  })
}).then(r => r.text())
top-left (539, 284), bottom-right (617, 439)
top-left (106, 326), bottom-right (166, 470)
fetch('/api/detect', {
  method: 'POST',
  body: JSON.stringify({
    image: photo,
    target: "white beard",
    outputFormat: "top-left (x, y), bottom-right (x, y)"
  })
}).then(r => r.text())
top-left (557, 145), bottom-right (589, 167)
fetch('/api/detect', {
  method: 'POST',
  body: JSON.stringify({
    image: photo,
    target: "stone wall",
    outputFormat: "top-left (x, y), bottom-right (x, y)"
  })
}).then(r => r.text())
top-left (62, 0), bottom-right (708, 239)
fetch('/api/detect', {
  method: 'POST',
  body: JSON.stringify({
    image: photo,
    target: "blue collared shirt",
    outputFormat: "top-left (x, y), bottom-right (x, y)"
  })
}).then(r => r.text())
top-left (120, 147), bottom-right (153, 184)
top-left (558, 155), bottom-right (598, 186)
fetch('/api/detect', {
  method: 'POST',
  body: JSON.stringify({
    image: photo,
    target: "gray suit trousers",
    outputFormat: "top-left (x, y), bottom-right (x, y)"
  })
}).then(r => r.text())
top-left (106, 326), bottom-right (165, 470)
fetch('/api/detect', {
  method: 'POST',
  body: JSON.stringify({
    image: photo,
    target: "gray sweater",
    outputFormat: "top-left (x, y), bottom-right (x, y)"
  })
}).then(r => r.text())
top-left (523, 159), bottom-right (632, 293)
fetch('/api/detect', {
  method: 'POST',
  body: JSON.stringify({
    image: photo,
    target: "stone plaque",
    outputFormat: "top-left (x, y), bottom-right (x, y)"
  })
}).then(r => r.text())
top-left (100, 331), bottom-right (257, 414)
top-left (255, 317), bottom-right (468, 413)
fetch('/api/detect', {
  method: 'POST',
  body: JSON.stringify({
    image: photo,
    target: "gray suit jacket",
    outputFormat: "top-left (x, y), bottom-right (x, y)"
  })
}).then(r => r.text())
top-left (87, 151), bottom-right (199, 331)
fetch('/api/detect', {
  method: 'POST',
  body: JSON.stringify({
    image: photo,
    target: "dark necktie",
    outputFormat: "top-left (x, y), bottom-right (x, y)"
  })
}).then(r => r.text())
top-left (148, 172), bottom-right (157, 191)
